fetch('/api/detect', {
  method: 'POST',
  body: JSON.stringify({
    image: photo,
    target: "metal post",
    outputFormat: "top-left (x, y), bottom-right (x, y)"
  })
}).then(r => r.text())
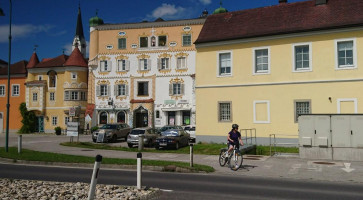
top-left (137, 152), bottom-right (142, 190)
top-left (190, 144), bottom-right (193, 167)
top-left (88, 155), bottom-right (102, 200)
top-left (18, 135), bottom-right (22, 154)
top-left (138, 134), bottom-right (144, 151)
top-left (5, 0), bottom-right (12, 153)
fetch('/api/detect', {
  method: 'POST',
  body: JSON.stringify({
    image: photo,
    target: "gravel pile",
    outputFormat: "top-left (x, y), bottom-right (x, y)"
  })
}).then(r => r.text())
top-left (0, 178), bottom-right (160, 200)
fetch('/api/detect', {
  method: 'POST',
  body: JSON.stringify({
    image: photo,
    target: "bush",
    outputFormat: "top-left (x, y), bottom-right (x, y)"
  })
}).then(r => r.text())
top-left (91, 126), bottom-right (99, 133)
top-left (54, 126), bottom-right (62, 135)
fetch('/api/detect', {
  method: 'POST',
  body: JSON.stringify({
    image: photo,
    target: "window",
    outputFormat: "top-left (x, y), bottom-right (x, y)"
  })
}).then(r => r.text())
top-left (117, 84), bottom-right (127, 96)
top-left (118, 38), bottom-right (126, 49)
top-left (71, 72), bottom-right (77, 79)
top-left (170, 83), bottom-right (184, 95)
top-left (117, 60), bottom-right (127, 71)
top-left (65, 117), bottom-right (70, 125)
top-left (64, 91), bottom-right (70, 100)
top-left (139, 59), bottom-right (149, 71)
top-left (48, 71), bottom-right (57, 87)
top-left (253, 100), bottom-right (270, 123)
top-left (254, 48), bottom-right (270, 74)
top-left (100, 85), bottom-right (108, 96)
top-left (182, 34), bottom-right (192, 46)
top-left (151, 36), bottom-right (156, 47)
top-left (158, 36), bottom-right (167, 46)
top-left (38, 75), bottom-right (43, 81)
top-left (218, 52), bottom-right (231, 76)
top-left (71, 91), bottom-right (79, 100)
top-left (138, 82), bottom-right (149, 96)
top-left (337, 98), bottom-right (357, 114)
top-left (12, 85), bottom-right (19, 96)
top-left (0, 85), bottom-right (5, 96)
top-left (32, 93), bottom-right (38, 101)
top-left (80, 92), bottom-right (86, 101)
top-left (336, 39), bottom-right (356, 69)
top-left (99, 112), bottom-right (108, 124)
top-left (52, 116), bottom-right (58, 126)
top-left (293, 43), bottom-right (312, 71)
top-left (219, 102), bottom-right (231, 122)
top-left (295, 100), bottom-right (311, 122)
top-left (158, 58), bottom-right (170, 70)
top-left (156, 110), bottom-right (160, 118)
top-left (50, 92), bottom-right (55, 101)
top-left (140, 37), bottom-right (148, 48)
top-left (177, 57), bottom-right (186, 69)
top-left (100, 60), bottom-right (109, 72)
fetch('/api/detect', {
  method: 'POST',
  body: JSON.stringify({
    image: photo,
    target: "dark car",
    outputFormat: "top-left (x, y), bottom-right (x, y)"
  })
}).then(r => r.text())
top-left (127, 127), bottom-right (158, 148)
top-left (92, 123), bottom-right (131, 143)
top-left (155, 129), bottom-right (190, 150)
top-left (157, 125), bottom-right (184, 134)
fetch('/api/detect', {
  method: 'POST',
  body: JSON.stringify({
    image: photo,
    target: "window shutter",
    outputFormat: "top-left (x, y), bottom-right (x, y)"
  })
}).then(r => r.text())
top-left (147, 59), bottom-right (151, 70)
top-left (114, 85), bottom-right (118, 96)
top-left (177, 57), bottom-right (181, 69)
top-left (169, 84), bottom-right (173, 95)
top-left (138, 59), bottom-right (141, 70)
top-left (107, 85), bottom-right (111, 96)
top-left (96, 85), bottom-right (100, 96)
top-left (181, 84), bottom-right (185, 95)
top-left (157, 58), bottom-right (161, 70)
top-left (64, 91), bottom-right (69, 100)
top-left (108, 61), bottom-right (112, 72)
top-left (126, 60), bottom-right (130, 71)
top-left (126, 85), bottom-right (129, 96)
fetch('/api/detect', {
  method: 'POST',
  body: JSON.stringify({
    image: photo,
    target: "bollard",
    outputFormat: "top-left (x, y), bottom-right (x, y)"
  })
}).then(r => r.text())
top-left (137, 152), bottom-right (142, 190)
top-left (88, 155), bottom-right (102, 200)
top-left (138, 134), bottom-right (144, 151)
top-left (18, 135), bottom-right (22, 154)
top-left (190, 143), bottom-right (193, 167)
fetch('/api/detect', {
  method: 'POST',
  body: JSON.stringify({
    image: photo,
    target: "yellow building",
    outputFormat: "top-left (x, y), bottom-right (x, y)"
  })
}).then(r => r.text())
top-left (195, 0), bottom-right (363, 142)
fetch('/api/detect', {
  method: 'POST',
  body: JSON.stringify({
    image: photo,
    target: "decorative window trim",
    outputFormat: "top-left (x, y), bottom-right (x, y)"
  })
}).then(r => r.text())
top-left (0, 85), bottom-right (5, 97)
top-left (292, 42), bottom-right (313, 72)
top-left (253, 47), bottom-right (270, 75)
top-left (294, 100), bottom-right (311, 123)
top-left (218, 101), bottom-right (232, 122)
top-left (337, 98), bottom-right (358, 113)
top-left (335, 38), bottom-right (357, 70)
top-left (217, 51), bottom-right (233, 77)
top-left (11, 84), bottom-right (20, 96)
top-left (253, 100), bottom-right (270, 124)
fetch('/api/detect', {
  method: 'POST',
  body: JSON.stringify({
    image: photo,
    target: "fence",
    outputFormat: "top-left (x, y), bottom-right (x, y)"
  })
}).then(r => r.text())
top-left (269, 134), bottom-right (298, 156)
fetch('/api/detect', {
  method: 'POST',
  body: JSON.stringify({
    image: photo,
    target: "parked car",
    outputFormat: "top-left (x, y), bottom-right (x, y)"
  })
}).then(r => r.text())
top-left (157, 125), bottom-right (184, 134)
top-left (155, 129), bottom-right (191, 150)
top-left (127, 127), bottom-right (158, 148)
top-left (184, 126), bottom-right (196, 143)
top-left (92, 123), bottom-right (131, 143)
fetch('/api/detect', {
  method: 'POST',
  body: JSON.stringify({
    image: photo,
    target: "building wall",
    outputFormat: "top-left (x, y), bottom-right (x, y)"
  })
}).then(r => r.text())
top-left (196, 29), bottom-right (363, 139)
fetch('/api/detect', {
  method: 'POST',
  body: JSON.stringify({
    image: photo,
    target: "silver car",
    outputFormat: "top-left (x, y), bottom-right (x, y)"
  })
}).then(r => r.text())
top-left (127, 128), bottom-right (158, 148)
top-left (92, 123), bottom-right (131, 143)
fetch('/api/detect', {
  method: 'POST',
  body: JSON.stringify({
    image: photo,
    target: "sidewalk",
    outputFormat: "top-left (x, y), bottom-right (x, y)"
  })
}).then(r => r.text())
top-left (2, 133), bottom-right (363, 183)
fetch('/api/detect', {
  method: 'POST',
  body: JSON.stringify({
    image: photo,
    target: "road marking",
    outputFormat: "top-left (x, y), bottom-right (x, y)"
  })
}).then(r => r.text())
top-left (342, 163), bottom-right (355, 173)
top-left (288, 164), bottom-right (301, 175)
top-left (160, 189), bottom-right (173, 192)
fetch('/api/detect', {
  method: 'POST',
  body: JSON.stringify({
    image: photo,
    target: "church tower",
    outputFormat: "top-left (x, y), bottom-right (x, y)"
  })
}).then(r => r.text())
top-left (72, 5), bottom-right (86, 58)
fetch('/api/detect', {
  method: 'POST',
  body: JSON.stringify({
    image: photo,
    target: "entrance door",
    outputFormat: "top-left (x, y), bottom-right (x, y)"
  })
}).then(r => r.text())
top-left (168, 111), bottom-right (176, 125)
top-left (0, 113), bottom-right (3, 133)
top-left (134, 107), bottom-right (148, 128)
top-left (38, 116), bottom-right (44, 132)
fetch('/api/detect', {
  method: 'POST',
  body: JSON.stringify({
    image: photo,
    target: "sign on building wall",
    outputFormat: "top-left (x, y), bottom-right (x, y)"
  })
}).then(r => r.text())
top-left (69, 107), bottom-right (76, 117)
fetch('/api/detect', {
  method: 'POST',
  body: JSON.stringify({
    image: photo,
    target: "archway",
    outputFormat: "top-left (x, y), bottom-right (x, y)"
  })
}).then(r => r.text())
top-left (134, 107), bottom-right (148, 128)
top-left (99, 112), bottom-right (108, 125)
top-left (117, 111), bottom-right (126, 123)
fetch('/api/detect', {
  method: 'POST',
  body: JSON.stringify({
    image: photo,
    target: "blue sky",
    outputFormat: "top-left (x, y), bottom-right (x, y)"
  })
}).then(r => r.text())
top-left (0, 0), bottom-right (307, 63)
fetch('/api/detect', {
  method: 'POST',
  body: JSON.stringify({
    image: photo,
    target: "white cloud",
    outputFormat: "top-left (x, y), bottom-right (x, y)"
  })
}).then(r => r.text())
top-left (147, 4), bottom-right (186, 20)
top-left (199, 0), bottom-right (212, 5)
top-left (62, 41), bottom-right (89, 57)
top-left (0, 24), bottom-right (53, 43)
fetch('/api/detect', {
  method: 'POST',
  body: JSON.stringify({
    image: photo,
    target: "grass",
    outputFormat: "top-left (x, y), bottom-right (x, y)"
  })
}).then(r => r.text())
top-left (0, 147), bottom-right (214, 173)
top-left (256, 145), bottom-right (299, 155)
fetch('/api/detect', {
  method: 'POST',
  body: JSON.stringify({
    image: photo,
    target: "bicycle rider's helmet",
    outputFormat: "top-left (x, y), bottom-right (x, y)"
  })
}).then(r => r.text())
top-left (232, 124), bottom-right (239, 129)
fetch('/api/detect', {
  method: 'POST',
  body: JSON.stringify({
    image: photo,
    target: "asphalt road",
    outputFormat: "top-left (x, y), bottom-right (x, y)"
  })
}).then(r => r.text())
top-left (1, 163), bottom-right (363, 200)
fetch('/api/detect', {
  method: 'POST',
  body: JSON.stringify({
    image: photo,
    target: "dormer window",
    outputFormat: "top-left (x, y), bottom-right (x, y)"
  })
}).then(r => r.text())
top-left (158, 36), bottom-right (167, 46)
top-left (140, 37), bottom-right (148, 48)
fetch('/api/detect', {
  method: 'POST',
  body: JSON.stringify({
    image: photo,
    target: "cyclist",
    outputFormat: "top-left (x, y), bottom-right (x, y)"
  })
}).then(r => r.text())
top-left (226, 124), bottom-right (243, 156)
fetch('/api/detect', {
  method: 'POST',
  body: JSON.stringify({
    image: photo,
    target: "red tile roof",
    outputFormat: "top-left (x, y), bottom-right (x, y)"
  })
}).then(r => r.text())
top-left (0, 60), bottom-right (28, 76)
top-left (64, 47), bottom-right (88, 67)
top-left (35, 54), bottom-right (69, 68)
top-left (195, 0), bottom-right (363, 44)
top-left (26, 52), bottom-right (40, 69)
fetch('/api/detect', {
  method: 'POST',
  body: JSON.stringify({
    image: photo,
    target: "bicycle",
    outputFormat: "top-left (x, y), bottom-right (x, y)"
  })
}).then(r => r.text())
top-left (219, 144), bottom-right (243, 171)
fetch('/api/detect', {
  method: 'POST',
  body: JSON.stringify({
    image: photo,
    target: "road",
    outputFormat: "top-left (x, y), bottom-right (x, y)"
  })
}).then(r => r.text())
top-left (1, 163), bottom-right (363, 200)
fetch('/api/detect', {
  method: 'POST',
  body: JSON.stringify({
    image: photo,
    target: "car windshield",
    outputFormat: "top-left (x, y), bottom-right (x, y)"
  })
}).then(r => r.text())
top-left (130, 129), bottom-right (146, 135)
top-left (100, 124), bottom-right (117, 129)
top-left (162, 130), bottom-right (179, 137)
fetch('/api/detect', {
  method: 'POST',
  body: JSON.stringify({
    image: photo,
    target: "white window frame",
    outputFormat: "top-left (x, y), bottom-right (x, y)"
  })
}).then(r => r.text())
top-left (70, 91), bottom-right (79, 100)
top-left (52, 116), bottom-right (58, 126)
top-left (182, 34), bottom-right (192, 46)
top-left (50, 92), bottom-right (55, 101)
top-left (117, 84), bottom-right (127, 96)
top-left (64, 116), bottom-right (70, 125)
top-left (80, 91), bottom-right (86, 100)
top-left (253, 100), bottom-right (270, 124)
top-left (177, 57), bottom-right (187, 69)
top-left (37, 75), bottom-right (43, 81)
top-left (159, 57), bottom-right (170, 70)
top-left (335, 38), bottom-right (357, 70)
top-left (71, 72), bottom-right (77, 80)
top-left (100, 85), bottom-right (108, 96)
top-left (217, 51), bottom-right (232, 77)
top-left (292, 42), bottom-right (312, 72)
top-left (0, 85), bottom-right (5, 97)
top-left (337, 98), bottom-right (358, 113)
top-left (139, 59), bottom-right (149, 71)
top-left (218, 101), bottom-right (232, 122)
top-left (173, 83), bottom-right (181, 95)
top-left (32, 93), bottom-right (38, 101)
top-left (100, 60), bottom-right (109, 72)
top-left (11, 84), bottom-right (20, 96)
top-left (117, 59), bottom-right (127, 71)
top-left (253, 47), bottom-right (270, 75)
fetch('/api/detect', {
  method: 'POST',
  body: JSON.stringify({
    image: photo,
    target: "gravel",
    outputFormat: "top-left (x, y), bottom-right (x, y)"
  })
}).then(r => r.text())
top-left (0, 178), bottom-right (160, 200)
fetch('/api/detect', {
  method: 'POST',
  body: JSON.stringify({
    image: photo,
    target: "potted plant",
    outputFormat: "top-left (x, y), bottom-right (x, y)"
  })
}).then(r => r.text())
top-left (54, 126), bottom-right (62, 135)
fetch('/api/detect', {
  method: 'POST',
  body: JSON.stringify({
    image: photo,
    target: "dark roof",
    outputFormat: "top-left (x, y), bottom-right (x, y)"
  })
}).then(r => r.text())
top-left (0, 60), bottom-right (28, 75)
top-left (34, 54), bottom-right (69, 68)
top-left (0, 59), bottom-right (7, 67)
top-left (75, 6), bottom-right (85, 40)
top-left (26, 52), bottom-right (40, 69)
top-left (64, 47), bottom-right (88, 67)
top-left (195, 0), bottom-right (363, 44)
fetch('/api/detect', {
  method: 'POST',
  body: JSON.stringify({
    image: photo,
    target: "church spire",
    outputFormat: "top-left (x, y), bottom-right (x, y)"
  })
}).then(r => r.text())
top-left (72, 4), bottom-right (86, 58)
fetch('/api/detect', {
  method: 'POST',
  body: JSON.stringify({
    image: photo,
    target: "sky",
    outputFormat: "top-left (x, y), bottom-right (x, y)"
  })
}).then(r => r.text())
top-left (0, 0), bottom-right (308, 63)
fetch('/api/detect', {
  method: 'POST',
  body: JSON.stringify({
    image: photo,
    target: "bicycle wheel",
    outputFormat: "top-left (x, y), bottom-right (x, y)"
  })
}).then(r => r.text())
top-left (228, 150), bottom-right (243, 171)
top-left (219, 149), bottom-right (228, 166)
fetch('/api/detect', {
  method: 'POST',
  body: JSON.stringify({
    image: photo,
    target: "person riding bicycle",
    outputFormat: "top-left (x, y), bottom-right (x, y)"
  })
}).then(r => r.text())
top-left (227, 124), bottom-right (243, 155)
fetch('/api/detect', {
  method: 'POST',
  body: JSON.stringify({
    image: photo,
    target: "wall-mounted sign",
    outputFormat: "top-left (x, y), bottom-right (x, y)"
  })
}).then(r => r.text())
top-left (69, 107), bottom-right (75, 117)
top-left (106, 45), bottom-right (113, 50)
top-left (169, 42), bottom-right (177, 47)
top-left (118, 31), bottom-right (126, 36)
top-left (131, 44), bottom-right (138, 49)
top-left (183, 26), bottom-right (192, 32)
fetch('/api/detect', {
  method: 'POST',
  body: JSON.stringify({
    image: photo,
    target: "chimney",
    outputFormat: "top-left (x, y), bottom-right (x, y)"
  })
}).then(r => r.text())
top-left (316, 0), bottom-right (327, 5)
top-left (279, 0), bottom-right (287, 3)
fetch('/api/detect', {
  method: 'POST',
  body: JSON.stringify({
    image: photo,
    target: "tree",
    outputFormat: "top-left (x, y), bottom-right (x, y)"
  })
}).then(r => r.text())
top-left (18, 103), bottom-right (36, 133)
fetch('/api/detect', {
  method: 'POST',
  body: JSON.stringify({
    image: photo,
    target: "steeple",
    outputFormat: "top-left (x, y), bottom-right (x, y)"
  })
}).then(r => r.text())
top-left (213, 0), bottom-right (228, 14)
top-left (72, 4), bottom-right (87, 58)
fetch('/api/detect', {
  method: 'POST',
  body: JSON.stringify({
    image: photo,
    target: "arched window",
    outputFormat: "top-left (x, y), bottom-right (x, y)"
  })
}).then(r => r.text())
top-left (117, 111), bottom-right (126, 123)
top-left (99, 112), bottom-right (108, 124)
top-left (48, 71), bottom-right (57, 87)
top-left (151, 36), bottom-right (156, 47)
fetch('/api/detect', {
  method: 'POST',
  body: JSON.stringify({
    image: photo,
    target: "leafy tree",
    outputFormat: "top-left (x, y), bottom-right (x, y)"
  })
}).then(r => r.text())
top-left (18, 103), bottom-right (36, 133)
